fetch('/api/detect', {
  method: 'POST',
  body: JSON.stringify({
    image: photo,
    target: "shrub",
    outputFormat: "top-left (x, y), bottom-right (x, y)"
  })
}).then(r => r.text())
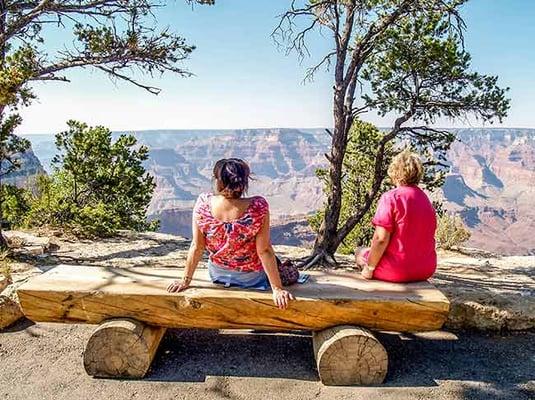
top-left (435, 213), bottom-right (471, 250)
top-left (23, 121), bottom-right (157, 237)
top-left (309, 121), bottom-right (393, 255)
top-left (0, 184), bottom-right (31, 228)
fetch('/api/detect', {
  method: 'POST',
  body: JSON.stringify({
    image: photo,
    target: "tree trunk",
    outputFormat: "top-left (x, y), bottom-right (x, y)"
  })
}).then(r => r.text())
top-left (308, 85), bottom-right (350, 267)
top-left (83, 318), bottom-right (166, 378)
top-left (0, 106), bottom-right (6, 250)
top-left (0, 0), bottom-right (7, 250)
top-left (313, 325), bottom-right (388, 386)
top-left (0, 178), bottom-right (5, 250)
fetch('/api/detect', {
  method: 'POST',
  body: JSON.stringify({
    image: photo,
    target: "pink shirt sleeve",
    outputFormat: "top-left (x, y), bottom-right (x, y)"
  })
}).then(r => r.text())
top-left (250, 196), bottom-right (269, 233)
top-left (372, 192), bottom-right (395, 232)
top-left (193, 193), bottom-right (211, 229)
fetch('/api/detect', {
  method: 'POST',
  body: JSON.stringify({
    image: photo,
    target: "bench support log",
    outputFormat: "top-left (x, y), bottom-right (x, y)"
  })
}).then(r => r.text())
top-left (313, 325), bottom-right (388, 386)
top-left (83, 318), bottom-right (166, 378)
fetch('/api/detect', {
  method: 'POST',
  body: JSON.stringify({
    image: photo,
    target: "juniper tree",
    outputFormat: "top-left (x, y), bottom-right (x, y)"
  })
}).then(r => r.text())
top-left (24, 121), bottom-right (156, 236)
top-left (274, 0), bottom-right (509, 267)
top-left (0, 0), bottom-right (211, 246)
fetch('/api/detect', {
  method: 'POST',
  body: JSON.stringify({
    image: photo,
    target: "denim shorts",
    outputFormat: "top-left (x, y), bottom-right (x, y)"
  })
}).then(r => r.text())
top-left (208, 261), bottom-right (270, 290)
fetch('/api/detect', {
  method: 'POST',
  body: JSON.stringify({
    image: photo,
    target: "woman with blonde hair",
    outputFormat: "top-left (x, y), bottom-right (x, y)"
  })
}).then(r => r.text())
top-left (167, 158), bottom-right (295, 309)
top-left (355, 150), bottom-right (437, 282)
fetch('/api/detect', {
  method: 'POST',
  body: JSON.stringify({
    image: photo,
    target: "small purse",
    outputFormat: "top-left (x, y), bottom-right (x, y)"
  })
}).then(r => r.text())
top-left (276, 257), bottom-right (300, 286)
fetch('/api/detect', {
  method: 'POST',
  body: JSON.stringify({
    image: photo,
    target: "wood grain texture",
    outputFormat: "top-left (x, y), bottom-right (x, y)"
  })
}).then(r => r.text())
top-left (313, 325), bottom-right (388, 386)
top-left (17, 265), bottom-right (450, 332)
top-left (83, 318), bottom-right (166, 378)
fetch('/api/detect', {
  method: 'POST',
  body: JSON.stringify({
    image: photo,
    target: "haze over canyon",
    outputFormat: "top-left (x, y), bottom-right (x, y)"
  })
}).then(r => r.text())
top-left (18, 127), bottom-right (535, 256)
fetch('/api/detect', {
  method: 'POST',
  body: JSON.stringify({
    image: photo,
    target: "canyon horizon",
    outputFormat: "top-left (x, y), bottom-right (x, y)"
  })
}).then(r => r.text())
top-left (14, 126), bottom-right (535, 256)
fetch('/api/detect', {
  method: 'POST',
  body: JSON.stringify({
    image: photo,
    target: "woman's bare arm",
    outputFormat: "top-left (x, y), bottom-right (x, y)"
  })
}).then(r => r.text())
top-left (362, 226), bottom-right (391, 279)
top-left (256, 211), bottom-right (294, 309)
top-left (167, 218), bottom-right (206, 292)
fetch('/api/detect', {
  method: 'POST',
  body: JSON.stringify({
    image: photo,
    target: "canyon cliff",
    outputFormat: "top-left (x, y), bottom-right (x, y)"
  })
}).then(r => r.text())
top-left (23, 128), bottom-right (535, 255)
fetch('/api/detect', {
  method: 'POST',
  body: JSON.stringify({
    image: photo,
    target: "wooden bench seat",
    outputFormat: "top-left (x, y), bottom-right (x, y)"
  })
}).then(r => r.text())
top-left (17, 264), bottom-right (450, 385)
top-left (18, 264), bottom-right (449, 332)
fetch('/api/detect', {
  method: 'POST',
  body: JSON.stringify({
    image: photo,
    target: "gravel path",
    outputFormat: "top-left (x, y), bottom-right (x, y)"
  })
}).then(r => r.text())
top-left (1, 320), bottom-right (533, 400)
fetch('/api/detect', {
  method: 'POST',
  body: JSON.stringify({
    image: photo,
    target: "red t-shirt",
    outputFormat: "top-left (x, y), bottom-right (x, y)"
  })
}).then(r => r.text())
top-left (368, 185), bottom-right (437, 282)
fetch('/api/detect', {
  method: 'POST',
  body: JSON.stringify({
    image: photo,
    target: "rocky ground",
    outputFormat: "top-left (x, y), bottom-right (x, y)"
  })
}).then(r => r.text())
top-left (0, 230), bottom-right (534, 399)
top-left (3, 230), bottom-right (532, 331)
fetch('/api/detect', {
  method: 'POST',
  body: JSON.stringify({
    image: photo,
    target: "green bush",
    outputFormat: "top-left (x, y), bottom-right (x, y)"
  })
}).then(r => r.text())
top-left (309, 120), bottom-right (393, 255)
top-left (435, 213), bottom-right (471, 250)
top-left (310, 119), bottom-right (449, 255)
top-left (0, 183), bottom-right (30, 228)
top-left (23, 121), bottom-right (157, 237)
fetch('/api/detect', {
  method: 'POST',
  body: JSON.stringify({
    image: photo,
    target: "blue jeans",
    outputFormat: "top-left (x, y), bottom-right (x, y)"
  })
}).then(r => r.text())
top-left (208, 261), bottom-right (270, 290)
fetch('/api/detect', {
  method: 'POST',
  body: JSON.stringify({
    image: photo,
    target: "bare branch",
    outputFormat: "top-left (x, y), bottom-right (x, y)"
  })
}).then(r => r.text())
top-left (96, 65), bottom-right (161, 94)
top-left (304, 50), bottom-right (335, 82)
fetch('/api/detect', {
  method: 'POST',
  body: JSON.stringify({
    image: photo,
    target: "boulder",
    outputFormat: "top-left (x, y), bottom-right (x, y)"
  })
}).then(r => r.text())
top-left (0, 295), bottom-right (23, 330)
top-left (0, 276), bottom-right (11, 294)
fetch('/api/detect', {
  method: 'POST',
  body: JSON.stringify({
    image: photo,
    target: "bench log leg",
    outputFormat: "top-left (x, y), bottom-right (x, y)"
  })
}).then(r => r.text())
top-left (83, 318), bottom-right (166, 378)
top-left (312, 325), bottom-right (388, 386)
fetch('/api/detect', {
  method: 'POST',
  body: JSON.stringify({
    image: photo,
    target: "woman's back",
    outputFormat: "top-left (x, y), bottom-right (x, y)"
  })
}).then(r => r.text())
top-left (210, 195), bottom-right (254, 222)
top-left (373, 185), bottom-right (437, 282)
top-left (194, 193), bottom-right (268, 272)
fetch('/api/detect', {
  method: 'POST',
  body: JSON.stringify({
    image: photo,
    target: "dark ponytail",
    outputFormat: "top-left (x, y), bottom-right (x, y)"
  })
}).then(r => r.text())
top-left (213, 158), bottom-right (251, 199)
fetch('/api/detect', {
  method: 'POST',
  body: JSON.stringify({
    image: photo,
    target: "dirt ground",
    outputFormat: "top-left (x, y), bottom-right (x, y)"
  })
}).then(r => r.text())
top-left (1, 320), bottom-right (533, 400)
top-left (1, 231), bottom-right (534, 399)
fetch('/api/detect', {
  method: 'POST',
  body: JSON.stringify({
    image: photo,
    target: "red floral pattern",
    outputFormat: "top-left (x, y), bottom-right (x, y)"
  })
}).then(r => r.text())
top-left (194, 193), bottom-right (269, 272)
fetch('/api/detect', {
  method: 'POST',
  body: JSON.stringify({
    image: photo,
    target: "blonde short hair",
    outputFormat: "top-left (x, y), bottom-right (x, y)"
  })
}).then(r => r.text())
top-left (387, 150), bottom-right (424, 186)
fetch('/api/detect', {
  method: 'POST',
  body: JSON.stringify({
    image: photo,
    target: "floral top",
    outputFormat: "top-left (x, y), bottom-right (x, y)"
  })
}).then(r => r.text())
top-left (194, 193), bottom-right (269, 272)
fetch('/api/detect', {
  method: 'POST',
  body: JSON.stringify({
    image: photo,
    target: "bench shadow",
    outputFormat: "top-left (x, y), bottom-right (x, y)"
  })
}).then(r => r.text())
top-left (1, 317), bottom-right (35, 333)
top-left (146, 329), bottom-right (318, 382)
top-left (145, 328), bottom-right (534, 390)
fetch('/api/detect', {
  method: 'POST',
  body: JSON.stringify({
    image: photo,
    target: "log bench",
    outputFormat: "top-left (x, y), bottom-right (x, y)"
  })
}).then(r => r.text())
top-left (17, 264), bottom-right (450, 386)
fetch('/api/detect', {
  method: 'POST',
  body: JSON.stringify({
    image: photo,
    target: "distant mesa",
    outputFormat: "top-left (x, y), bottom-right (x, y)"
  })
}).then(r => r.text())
top-left (0, 147), bottom-right (45, 187)
top-left (20, 127), bottom-right (535, 255)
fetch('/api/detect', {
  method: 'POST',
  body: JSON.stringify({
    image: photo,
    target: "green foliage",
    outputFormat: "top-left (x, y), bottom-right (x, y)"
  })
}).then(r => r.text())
top-left (362, 10), bottom-right (509, 124)
top-left (0, 114), bottom-right (31, 178)
top-left (309, 121), bottom-right (394, 254)
top-left (24, 173), bottom-right (77, 229)
top-left (277, 1), bottom-right (509, 259)
top-left (435, 213), bottom-right (471, 250)
top-left (24, 121), bottom-right (157, 237)
top-left (0, 184), bottom-right (30, 228)
top-left (0, 0), bottom-right (205, 200)
top-left (310, 120), bottom-right (449, 255)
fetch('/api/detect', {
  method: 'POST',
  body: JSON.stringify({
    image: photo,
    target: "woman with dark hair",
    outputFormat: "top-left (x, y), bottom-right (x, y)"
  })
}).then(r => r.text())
top-left (167, 158), bottom-right (295, 309)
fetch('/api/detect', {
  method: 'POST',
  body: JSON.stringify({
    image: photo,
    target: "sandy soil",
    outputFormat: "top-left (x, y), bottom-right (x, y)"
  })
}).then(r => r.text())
top-left (1, 321), bottom-right (533, 400)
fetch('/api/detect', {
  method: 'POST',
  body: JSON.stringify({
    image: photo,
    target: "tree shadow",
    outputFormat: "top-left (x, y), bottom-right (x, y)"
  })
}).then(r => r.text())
top-left (16, 236), bottom-right (192, 271)
top-left (432, 271), bottom-right (530, 292)
top-left (377, 330), bottom-right (534, 390)
top-left (53, 242), bottom-right (188, 264)
top-left (144, 328), bottom-right (534, 393)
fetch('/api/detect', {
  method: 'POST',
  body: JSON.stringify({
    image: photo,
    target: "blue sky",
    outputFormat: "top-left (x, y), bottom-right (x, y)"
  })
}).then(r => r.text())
top-left (19, 0), bottom-right (535, 134)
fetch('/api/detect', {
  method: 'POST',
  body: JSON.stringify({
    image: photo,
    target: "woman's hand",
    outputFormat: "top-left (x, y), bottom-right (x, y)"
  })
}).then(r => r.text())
top-left (361, 265), bottom-right (375, 280)
top-left (272, 287), bottom-right (295, 309)
top-left (167, 278), bottom-right (191, 293)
